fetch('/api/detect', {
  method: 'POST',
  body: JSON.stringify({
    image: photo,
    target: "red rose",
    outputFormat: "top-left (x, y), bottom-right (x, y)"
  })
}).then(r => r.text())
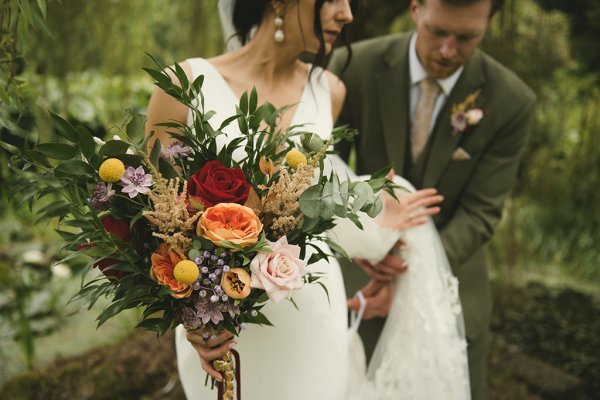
top-left (77, 243), bottom-right (125, 280)
top-left (187, 160), bottom-right (251, 208)
top-left (101, 215), bottom-right (131, 241)
top-left (76, 216), bottom-right (131, 280)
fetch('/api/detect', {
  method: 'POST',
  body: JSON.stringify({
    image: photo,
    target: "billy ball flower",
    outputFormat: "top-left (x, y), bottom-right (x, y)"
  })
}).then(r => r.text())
top-left (150, 244), bottom-right (192, 298)
top-left (173, 260), bottom-right (200, 285)
top-left (285, 149), bottom-right (307, 170)
top-left (99, 158), bottom-right (125, 183)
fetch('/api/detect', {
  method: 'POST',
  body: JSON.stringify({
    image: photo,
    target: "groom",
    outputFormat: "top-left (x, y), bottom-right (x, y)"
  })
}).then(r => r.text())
top-left (330, 0), bottom-right (535, 399)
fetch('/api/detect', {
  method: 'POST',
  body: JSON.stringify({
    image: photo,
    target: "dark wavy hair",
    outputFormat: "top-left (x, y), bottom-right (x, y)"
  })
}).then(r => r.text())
top-left (416, 0), bottom-right (504, 17)
top-left (232, 0), bottom-right (359, 73)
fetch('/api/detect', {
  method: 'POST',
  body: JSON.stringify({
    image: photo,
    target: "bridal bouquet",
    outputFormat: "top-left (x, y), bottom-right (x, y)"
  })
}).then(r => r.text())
top-left (17, 58), bottom-right (393, 399)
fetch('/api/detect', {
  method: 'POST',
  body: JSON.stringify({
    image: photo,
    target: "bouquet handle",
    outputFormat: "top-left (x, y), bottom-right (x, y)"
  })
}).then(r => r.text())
top-left (216, 349), bottom-right (241, 400)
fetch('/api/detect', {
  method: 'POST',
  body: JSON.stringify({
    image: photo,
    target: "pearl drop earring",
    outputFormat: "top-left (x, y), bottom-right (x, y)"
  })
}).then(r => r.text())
top-left (274, 10), bottom-right (284, 42)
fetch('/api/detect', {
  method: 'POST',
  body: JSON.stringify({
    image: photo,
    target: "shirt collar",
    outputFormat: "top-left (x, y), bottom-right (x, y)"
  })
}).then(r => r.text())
top-left (409, 32), bottom-right (463, 96)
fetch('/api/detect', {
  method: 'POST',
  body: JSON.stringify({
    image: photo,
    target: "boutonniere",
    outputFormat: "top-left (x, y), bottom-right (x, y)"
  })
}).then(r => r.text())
top-left (451, 89), bottom-right (484, 135)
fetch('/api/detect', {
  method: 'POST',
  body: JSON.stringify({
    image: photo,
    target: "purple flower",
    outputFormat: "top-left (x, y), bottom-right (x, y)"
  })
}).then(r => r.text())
top-left (451, 111), bottom-right (467, 133)
top-left (88, 182), bottom-right (115, 210)
top-left (195, 300), bottom-right (224, 325)
top-left (119, 166), bottom-right (152, 198)
top-left (162, 142), bottom-right (193, 163)
top-left (181, 306), bottom-right (202, 330)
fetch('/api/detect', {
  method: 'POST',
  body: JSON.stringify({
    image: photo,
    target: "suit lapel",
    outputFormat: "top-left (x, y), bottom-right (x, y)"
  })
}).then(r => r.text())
top-left (422, 50), bottom-right (486, 188)
top-left (376, 35), bottom-right (411, 175)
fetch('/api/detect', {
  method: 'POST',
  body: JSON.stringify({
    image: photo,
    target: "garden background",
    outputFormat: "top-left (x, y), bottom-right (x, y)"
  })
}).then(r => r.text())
top-left (0, 0), bottom-right (598, 399)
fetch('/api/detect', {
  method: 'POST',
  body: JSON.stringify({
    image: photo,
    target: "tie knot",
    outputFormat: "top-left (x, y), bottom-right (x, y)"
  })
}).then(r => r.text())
top-left (419, 77), bottom-right (440, 96)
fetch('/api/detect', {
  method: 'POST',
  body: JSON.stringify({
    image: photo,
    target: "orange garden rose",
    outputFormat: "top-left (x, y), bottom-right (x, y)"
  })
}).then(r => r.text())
top-left (150, 244), bottom-right (193, 298)
top-left (197, 203), bottom-right (263, 248)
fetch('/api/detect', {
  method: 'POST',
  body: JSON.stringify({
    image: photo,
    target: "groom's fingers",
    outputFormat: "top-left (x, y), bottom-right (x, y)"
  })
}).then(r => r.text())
top-left (347, 296), bottom-right (360, 311)
top-left (376, 254), bottom-right (408, 275)
top-left (355, 259), bottom-right (394, 281)
top-left (362, 285), bottom-right (393, 319)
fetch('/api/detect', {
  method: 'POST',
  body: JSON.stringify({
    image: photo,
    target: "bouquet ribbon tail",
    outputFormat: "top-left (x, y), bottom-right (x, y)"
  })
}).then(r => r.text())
top-left (217, 349), bottom-right (241, 400)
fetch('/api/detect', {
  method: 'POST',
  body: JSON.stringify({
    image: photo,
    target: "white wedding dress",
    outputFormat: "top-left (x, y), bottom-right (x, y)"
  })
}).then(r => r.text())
top-left (175, 57), bottom-right (471, 400)
top-left (175, 58), bottom-right (349, 400)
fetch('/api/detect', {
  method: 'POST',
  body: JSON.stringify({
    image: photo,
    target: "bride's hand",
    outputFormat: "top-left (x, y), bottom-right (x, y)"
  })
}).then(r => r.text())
top-left (186, 330), bottom-right (236, 382)
top-left (347, 280), bottom-right (393, 319)
top-left (379, 188), bottom-right (443, 231)
top-left (354, 240), bottom-right (408, 281)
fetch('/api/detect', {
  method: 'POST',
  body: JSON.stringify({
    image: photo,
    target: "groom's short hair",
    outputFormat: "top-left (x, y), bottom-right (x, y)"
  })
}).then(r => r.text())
top-left (416, 0), bottom-right (504, 17)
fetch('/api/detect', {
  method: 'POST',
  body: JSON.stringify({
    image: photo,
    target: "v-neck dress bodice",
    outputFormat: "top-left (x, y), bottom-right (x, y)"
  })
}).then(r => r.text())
top-left (185, 58), bottom-right (333, 147)
top-left (175, 58), bottom-right (348, 400)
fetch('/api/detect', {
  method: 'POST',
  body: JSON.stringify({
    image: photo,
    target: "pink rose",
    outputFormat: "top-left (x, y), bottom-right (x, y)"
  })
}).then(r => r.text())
top-left (465, 108), bottom-right (484, 125)
top-left (249, 236), bottom-right (308, 304)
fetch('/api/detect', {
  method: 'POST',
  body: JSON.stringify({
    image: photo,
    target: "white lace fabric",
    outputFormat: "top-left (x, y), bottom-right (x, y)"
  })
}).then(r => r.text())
top-left (329, 172), bottom-right (471, 400)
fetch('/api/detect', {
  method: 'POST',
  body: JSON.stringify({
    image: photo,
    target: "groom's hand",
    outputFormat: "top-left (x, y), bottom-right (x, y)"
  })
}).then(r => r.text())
top-left (355, 241), bottom-right (408, 281)
top-left (348, 280), bottom-right (393, 319)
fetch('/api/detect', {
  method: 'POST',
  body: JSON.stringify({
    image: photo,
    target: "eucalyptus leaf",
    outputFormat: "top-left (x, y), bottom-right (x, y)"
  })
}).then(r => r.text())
top-left (188, 249), bottom-right (202, 261)
top-left (365, 197), bottom-right (384, 218)
top-left (299, 185), bottom-right (323, 219)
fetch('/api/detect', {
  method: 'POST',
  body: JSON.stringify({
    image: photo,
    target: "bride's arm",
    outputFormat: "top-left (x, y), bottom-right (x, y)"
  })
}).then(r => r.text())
top-left (145, 61), bottom-right (191, 148)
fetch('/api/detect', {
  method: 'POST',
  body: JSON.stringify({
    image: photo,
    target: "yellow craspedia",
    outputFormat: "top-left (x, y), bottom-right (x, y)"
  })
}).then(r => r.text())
top-left (98, 158), bottom-right (125, 183)
top-left (285, 149), bottom-right (307, 170)
top-left (173, 260), bottom-right (200, 285)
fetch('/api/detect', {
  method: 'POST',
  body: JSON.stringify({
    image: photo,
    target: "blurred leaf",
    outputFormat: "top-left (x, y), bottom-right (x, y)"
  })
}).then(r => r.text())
top-left (36, 143), bottom-right (79, 160)
top-left (49, 112), bottom-right (78, 143)
top-left (100, 140), bottom-right (130, 157)
top-left (126, 114), bottom-right (147, 144)
top-left (54, 159), bottom-right (95, 177)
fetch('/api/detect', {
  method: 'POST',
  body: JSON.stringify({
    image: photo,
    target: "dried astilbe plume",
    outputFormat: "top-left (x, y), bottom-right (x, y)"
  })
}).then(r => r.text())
top-left (262, 163), bottom-right (314, 238)
top-left (143, 173), bottom-right (200, 254)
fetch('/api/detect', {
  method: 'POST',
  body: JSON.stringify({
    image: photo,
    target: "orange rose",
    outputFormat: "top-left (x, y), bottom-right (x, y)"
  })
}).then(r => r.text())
top-left (197, 203), bottom-right (263, 249)
top-left (150, 243), bottom-right (192, 298)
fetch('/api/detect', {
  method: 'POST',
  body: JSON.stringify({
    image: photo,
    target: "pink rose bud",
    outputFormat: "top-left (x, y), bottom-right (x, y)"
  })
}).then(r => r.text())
top-left (466, 109), bottom-right (484, 125)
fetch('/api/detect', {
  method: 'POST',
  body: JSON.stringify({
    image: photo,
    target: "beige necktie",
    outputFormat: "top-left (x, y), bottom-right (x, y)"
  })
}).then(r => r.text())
top-left (411, 78), bottom-right (441, 163)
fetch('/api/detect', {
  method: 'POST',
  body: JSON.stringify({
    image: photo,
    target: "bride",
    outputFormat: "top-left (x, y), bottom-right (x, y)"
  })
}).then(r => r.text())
top-left (145, 1), bottom-right (468, 399)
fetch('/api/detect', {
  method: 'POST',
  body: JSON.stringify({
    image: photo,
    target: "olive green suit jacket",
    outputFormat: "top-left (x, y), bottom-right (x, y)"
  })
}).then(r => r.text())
top-left (329, 33), bottom-right (536, 341)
